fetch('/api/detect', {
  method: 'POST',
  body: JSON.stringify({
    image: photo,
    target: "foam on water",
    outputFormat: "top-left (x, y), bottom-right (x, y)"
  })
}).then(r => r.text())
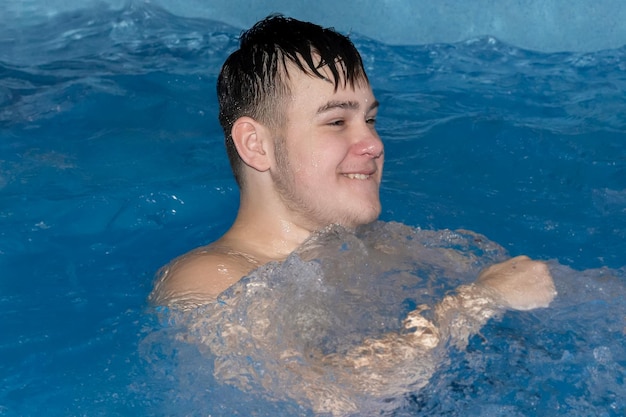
top-left (144, 222), bottom-right (626, 416)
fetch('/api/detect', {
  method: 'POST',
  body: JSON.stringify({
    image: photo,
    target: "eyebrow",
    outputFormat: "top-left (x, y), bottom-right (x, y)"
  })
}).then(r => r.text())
top-left (316, 100), bottom-right (380, 115)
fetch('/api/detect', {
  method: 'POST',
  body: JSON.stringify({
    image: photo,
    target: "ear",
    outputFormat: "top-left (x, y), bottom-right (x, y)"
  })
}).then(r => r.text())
top-left (231, 117), bottom-right (272, 172)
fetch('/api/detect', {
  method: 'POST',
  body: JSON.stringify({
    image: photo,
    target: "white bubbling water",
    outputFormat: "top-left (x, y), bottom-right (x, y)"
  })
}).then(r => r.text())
top-left (145, 222), bottom-right (626, 415)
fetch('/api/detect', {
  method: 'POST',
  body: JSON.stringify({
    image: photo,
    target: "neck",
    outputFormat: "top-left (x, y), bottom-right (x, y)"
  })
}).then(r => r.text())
top-left (219, 190), bottom-right (315, 263)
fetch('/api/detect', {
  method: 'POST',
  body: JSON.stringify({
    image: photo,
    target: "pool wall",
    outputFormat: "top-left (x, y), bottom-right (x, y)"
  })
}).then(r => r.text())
top-left (2, 0), bottom-right (626, 52)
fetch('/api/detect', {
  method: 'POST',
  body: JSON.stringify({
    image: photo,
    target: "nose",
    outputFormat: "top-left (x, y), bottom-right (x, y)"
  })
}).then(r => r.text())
top-left (354, 125), bottom-right (384, 159)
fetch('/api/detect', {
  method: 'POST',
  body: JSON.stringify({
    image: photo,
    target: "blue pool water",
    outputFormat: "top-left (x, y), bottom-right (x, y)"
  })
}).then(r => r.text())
top-left (1, 3), bottom-right (625, 416)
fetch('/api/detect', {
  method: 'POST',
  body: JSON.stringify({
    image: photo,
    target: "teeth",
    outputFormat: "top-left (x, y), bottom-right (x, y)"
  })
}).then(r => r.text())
top-left (345, 173), bottom-right (370, 180)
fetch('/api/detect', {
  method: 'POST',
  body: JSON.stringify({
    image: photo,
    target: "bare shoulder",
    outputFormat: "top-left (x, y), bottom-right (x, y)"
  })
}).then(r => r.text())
top-left (149, 244), bottom-right (258, 308)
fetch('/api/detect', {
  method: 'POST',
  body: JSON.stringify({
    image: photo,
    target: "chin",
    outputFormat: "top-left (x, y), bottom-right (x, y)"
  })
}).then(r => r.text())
top-left (346, 207), bottom-right (381, 229)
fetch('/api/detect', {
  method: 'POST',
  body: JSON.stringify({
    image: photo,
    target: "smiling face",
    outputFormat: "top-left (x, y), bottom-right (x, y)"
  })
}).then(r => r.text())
top-left (269, 65), bottom-right (384, 231)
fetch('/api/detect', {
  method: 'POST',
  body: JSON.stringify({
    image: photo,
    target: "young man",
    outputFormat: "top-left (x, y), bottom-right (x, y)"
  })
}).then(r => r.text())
top-left (149, 15), bottom-right (554, 311)
top-left (148, 15), bottom-right (556, 414)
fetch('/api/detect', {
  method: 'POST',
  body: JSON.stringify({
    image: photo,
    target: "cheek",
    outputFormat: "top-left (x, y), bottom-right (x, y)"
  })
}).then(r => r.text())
top-left (311, 140), bottom-right (346, 168)
top-left (308, 151), bottom-right (323, 169)
top-left (306, 151), bottom-right (340, 181)
top-left (293, 144), bottom-right (326, 173)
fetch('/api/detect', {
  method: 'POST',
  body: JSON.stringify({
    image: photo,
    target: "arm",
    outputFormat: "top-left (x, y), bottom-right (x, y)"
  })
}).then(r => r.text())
top-left (434, 255), bottom-right (556, 348)
top-left (474, 255), bottom-right (557, 311)
top-left (177, 255), bottom-right (556, 416)
top-left (307, 256), bottom-right (557, 413)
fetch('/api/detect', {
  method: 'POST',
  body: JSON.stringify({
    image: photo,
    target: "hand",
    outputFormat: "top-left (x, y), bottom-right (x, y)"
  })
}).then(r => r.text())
top-left (475, 255), bottom-right (557, 311)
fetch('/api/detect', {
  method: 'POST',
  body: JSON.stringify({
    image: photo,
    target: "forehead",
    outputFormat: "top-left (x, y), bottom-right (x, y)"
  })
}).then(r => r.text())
top-left (283, 60), bottom-right (372, 103)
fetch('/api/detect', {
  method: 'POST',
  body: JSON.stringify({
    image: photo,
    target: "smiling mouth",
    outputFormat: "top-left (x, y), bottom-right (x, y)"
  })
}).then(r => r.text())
top-left (344, 173), bottom-right (371, 180)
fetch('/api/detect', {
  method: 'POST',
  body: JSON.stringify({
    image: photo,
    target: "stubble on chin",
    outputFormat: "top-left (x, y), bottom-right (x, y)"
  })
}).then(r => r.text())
top-left (270, 136), bottom-right (382, 231)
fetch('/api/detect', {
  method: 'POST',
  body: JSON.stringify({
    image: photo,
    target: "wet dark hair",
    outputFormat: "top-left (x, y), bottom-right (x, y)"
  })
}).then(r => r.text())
top-left (217, 14), bottom-right (369, 187)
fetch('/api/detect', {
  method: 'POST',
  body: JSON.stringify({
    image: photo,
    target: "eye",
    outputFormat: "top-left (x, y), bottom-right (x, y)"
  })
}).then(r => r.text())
top-left (328, 119), bottom-right (345, 126)
top-left (366, 117), bottom-right (377, 125)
